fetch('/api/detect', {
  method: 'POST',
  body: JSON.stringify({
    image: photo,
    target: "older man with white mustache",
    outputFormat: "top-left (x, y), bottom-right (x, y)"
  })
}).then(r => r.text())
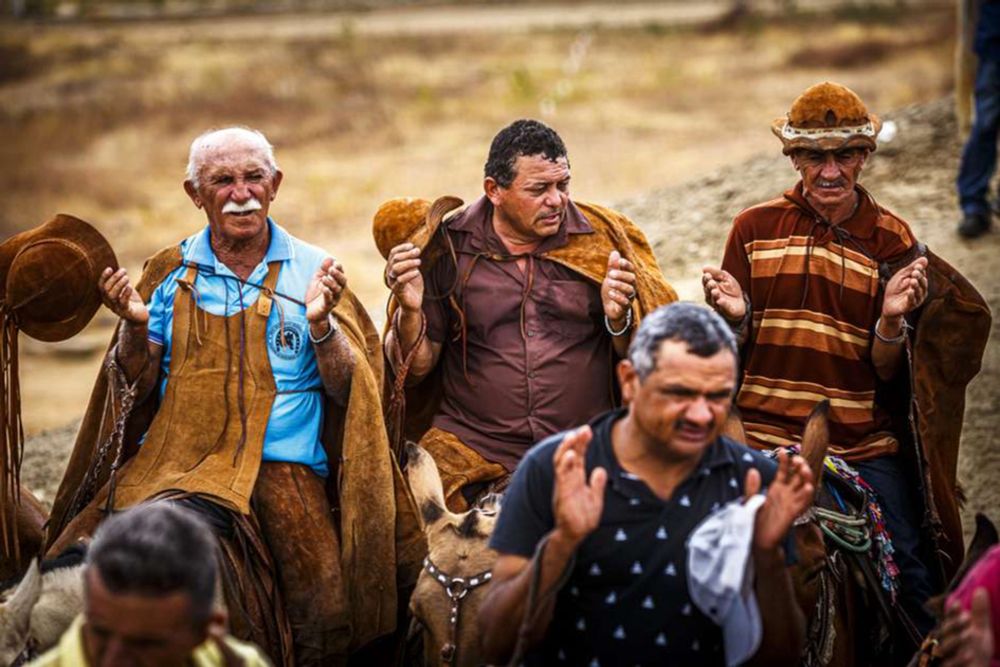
top-left (44, 126), bottom-right (423, 666)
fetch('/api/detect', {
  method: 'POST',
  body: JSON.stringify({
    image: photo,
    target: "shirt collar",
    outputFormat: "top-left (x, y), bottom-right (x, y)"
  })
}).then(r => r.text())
top-left (447, 196), bottom-right (593, 253)
top-left (783, 181), bottom-right (882, 240)
top-left (183, 217), bottom-right (294, 273)
top-left (595, 418), bottom-right (737, 495)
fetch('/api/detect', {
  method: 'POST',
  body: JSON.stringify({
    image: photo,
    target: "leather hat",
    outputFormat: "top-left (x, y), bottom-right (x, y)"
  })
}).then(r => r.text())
top-left (0, 214), bottom-right (118, 342)
top-left (771, 81), bottom-right (882, 155)
top-left (372, 195), bottom-right (464, 261)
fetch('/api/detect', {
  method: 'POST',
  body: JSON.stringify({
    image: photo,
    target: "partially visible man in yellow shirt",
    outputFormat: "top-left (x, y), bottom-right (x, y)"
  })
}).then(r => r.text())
top-left (32, 503), bottom-right (271, 667)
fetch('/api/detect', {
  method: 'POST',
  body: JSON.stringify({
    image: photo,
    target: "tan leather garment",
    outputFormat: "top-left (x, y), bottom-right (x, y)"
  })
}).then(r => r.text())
top-left (112, 263), bottom-right (280, 513)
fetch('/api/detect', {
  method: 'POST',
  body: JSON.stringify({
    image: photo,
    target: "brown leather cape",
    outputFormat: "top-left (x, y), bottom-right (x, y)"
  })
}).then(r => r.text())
top-left (885, 247), bottom-right (992, 580)
top-left (45, 244), bottom-right (425, 652)
top-left (383, 199), bottom-right (679, 453)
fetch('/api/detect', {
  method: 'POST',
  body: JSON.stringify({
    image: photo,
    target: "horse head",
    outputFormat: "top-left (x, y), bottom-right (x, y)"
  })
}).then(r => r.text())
top-left (0, 546), bottom-right (87, 666)
top-left (406, 442), bottom-right (500, 667)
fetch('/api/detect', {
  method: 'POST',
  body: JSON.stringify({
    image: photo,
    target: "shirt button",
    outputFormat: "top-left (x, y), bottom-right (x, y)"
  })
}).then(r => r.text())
top-left (526, 330), bottom-right (535, 337)
top-left (528, 371), bottom-right (536, 379)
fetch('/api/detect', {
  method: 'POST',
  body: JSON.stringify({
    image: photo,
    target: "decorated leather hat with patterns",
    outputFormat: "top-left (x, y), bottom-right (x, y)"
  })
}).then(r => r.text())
top-left (770, 81), bottom-right (882, 155)
top-left (372, 195), bottom-right (464, 261)
top-left (0, 214), bottom-right (117, 342)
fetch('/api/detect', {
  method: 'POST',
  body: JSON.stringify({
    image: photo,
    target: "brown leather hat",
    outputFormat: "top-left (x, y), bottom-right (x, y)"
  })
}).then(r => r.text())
top-left (771, 81), bottom-right (882, 155)
top-left (372, 195), bottom-right (464, 261)
top-left (0, 214), bottom-right (117, 342)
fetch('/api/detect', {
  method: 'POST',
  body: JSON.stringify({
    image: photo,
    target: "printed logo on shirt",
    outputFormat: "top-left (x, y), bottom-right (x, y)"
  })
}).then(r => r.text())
top-left (268, 319), bottom-right (307, 360)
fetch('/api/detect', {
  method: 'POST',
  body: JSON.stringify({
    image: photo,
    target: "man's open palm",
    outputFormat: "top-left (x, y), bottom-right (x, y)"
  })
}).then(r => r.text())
top-left (552, 426), bottom-right (607, 547)
top-left (746, 451), bottom-right (814, 552)
top-left (702, 267), bottom-right (746, 322)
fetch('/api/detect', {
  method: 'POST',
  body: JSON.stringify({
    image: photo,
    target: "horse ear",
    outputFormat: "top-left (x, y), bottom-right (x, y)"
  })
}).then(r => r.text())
top-left (404, 442), bottom-right (452, 528)
top-left (801, 400), bottom-right (830, 497)
top-left (0, 559), bottom-right (41, 649)
top-left (946, 513), bottom-right (1000, 595)
top-left (720, 406), bottom-right (748, 444)
top-left (971, 513), bottom-right (999, 549)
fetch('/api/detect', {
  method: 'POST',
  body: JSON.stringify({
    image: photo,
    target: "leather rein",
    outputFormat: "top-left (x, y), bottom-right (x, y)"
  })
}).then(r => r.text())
top-left (422, 555), bottom-right (493, 665)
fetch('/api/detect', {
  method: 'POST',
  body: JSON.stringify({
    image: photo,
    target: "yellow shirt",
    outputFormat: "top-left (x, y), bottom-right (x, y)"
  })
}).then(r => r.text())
top-left (29, 616), bottom-right (272, 667)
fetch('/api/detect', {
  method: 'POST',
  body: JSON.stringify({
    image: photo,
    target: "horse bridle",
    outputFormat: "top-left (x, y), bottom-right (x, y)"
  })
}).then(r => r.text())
top-left (423, 555), bottom-right (493, 665)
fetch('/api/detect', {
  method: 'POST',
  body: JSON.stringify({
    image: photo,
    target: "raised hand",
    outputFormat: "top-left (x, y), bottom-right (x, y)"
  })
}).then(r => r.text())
top-left (940, 588), bottom-right (994, 667)
top-left (386, 242), bottom-right (424, 313)
top-left (552, 426), bottom-right (607, 548)
top-left (99, 267), bottom-right (149, 325)
top-left (702, 266), bottom-right (747, 323)
top-left (747, 450), bottom-right (814, 552)
top-left (305, 257), bottom-right (347, 323)
top-left (882, 256), bottom-right (928, 319)
top-left (601, 250), bottom-right (637, 324)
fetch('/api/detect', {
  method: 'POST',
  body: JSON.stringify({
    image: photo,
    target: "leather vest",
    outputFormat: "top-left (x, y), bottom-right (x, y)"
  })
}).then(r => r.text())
top-left (113, 263), bottom-right (281, 514)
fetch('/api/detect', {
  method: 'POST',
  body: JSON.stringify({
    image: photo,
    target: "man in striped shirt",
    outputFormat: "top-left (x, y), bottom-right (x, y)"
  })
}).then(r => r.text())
top-left (702, 82), bottom-right (936, 638)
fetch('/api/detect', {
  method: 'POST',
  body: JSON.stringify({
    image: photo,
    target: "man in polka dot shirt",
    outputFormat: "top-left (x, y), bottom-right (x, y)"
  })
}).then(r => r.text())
top-left (479, 303), bottom-right (813, 666)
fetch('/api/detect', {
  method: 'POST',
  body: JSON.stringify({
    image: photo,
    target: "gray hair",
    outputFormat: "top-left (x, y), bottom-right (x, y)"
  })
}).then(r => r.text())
top-left (185, 126), bottom-right (278, 188)
top-left (628, 303), bottom-right (738, 381)
top-left (86, 502), bottom-right (218, 624)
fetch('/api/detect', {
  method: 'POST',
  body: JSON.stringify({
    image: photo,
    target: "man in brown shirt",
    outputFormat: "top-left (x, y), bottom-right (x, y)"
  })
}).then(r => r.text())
top-left (381, 119), bottom-right (676, 511)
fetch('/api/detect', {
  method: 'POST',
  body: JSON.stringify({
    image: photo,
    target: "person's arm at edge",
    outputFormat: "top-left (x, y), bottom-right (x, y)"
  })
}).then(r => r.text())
top-left (478, 426), bottom-right (606, 664)
top-left (477, 531), bottom-right (579, 664)
top-left (746, 544), bottom-right (806, 665)
top-left (744, 453), bottom-right (812, 665)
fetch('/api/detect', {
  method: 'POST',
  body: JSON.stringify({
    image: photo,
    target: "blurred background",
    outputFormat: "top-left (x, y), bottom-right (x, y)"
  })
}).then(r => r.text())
top-left (1, 0), bottom-right (995, 533)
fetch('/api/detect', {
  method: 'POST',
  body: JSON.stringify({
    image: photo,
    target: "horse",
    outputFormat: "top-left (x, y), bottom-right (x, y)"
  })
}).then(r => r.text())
top-left (405, 442), bottom-right (501, 667)
top-left (0, 546), bottom-right (86, 666)
top-left (723, 401), bottom-right (930, 667)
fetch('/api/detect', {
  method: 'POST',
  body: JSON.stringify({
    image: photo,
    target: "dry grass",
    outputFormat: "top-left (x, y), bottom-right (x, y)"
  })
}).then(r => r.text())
top-left (1, 4), bottom-right (955, 433)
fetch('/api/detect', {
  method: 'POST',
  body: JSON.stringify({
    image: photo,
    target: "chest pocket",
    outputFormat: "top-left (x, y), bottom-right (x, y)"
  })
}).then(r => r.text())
top-left (537, 278), bottom-right (601, 339)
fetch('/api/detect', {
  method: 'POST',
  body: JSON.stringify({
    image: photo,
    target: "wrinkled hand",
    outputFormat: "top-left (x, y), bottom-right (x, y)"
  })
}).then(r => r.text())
top-left (746, 450), bottom-right (814, 552)
top-left (386, 242), bottom-right (424, 313)
top-left (99, 267), bottom-right (148, 325)
top-left (305, 257), bottom-right (347, 323)
top-left (552, 426), bottom-right (607, 548)
top-left (940, 589), bottom-right (993, 667)
top-left (882, 257), bottom-right (928, 319)
top-left (601, 251), bottom-right (636, 324)
top-left (702, 267), bottom-right (746, 322)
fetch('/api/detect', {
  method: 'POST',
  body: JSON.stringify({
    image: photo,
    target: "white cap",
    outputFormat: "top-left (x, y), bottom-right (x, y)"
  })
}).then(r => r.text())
top-left (686, 493), bottom-right (766, 667)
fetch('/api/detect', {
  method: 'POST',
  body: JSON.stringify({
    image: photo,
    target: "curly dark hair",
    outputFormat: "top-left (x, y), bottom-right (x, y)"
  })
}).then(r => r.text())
top-left (484, 119), bottom-right (569, 188)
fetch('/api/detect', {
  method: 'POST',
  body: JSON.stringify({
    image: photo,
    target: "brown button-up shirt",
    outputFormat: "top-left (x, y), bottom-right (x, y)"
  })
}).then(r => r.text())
top-left (423, 196), bottom-right (617, 471)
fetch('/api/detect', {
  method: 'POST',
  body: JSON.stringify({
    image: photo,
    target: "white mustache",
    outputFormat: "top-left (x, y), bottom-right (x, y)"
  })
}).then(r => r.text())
top-left (222, 198), bottom-right (262, 214)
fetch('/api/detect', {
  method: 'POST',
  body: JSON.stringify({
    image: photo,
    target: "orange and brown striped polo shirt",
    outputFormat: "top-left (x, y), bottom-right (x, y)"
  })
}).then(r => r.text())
top-left (721, 182), bottom-right (917, 461)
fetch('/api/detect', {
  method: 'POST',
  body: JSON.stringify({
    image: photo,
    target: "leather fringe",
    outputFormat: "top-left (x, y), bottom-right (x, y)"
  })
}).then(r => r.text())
top-left (0, 306), bottom-right (24, 569)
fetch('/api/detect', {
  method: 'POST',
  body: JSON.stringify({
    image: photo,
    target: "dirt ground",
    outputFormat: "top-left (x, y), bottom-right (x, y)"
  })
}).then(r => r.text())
top-left (7, 3), bottom-right (995, 540)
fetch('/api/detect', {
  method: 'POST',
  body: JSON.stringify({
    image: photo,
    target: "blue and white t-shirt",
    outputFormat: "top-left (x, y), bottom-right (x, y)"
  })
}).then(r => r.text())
top-left (146, 218), bottom-right (331, 477)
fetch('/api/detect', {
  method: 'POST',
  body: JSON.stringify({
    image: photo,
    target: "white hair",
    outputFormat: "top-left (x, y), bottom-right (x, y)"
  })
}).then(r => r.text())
top-left (185, 126), bottom-right (278, 188)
